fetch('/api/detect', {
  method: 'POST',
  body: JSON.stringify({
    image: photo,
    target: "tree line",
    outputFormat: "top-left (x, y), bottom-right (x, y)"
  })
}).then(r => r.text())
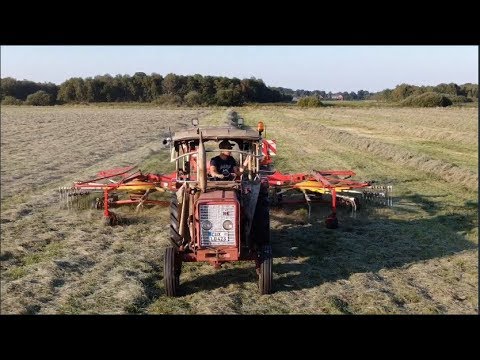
top-left (272, 83), bottom-right (478, 103)
top-left (271, 87), bottom-right (372, 100)
top-left (1, 78), bottom-right (59, 105)
top-left (286, 83), bottom-right (478, 107)
top-left (1, 74), bottom-right (477, 106)
top-left (369, 83), bottom-right (478, 103)
top-left (0, 73), bottom-right (292, 106)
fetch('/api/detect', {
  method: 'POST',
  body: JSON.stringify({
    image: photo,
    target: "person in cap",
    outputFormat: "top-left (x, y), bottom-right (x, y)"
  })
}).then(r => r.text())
top-left (209, 139), bottom-right (241, 179)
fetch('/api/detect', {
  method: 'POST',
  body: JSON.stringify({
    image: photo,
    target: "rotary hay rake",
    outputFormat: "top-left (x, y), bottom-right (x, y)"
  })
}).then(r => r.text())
top-left (58, 165), bottom-right (177, 225)
top-left (58, 119), bottom-right (392, 228)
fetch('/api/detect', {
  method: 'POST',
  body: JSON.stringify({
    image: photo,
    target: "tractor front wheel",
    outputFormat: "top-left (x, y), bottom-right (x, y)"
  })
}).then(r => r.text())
top-left (169, 194), bottom-right (182, 248)
top-left (164, 247), bottom-right (181, 296)
top-left (258, 244), bottom-right (272, 295)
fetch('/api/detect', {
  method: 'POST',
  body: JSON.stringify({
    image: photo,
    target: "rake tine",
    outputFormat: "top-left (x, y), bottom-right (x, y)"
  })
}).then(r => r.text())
top-left (357, 184), bottom-right (393, 208)
top-left (302, 190), bottom-right (312, 220)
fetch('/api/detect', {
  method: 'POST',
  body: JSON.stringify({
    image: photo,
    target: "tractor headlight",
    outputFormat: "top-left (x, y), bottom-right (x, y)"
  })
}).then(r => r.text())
top-left (201, 220), bottom-right (212, 230)
top-left (223, 220), bottom-right (233, 230)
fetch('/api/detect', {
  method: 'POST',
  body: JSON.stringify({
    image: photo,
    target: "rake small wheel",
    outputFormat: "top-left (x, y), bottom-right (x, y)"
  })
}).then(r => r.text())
top-left (325, 216), bottom-right (338, 229)
top-left (92, 197), bottom-right (103, 210)
top-left (103, 212), bottom-right (119, 226)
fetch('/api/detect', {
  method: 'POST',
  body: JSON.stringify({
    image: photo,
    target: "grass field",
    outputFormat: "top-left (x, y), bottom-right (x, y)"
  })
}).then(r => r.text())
top-left (1, 105), bottom-right (477, 314)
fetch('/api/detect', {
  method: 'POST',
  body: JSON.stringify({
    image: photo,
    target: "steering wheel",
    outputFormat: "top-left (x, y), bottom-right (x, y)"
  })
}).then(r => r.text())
top-left (222, 169), bottom-right (237, 181)
top-left (207, 170), bottom-right (237, 181)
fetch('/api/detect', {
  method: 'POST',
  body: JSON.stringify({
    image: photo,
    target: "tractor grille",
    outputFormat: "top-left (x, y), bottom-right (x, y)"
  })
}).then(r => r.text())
top-left (199, 204), bottom-right (236, 246)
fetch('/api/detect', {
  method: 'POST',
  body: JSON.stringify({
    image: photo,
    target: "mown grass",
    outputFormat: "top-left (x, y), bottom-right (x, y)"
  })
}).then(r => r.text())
top-left (1, 105), bottom-right (477, 314)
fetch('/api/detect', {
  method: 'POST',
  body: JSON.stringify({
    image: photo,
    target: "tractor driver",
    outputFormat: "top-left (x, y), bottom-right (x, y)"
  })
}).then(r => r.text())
top-left (209, 139), bottom-right (242, 180)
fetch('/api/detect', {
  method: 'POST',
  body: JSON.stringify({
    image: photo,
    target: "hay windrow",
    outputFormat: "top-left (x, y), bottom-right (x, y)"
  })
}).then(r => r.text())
top-left (314, 124), bottom-right (477, 190)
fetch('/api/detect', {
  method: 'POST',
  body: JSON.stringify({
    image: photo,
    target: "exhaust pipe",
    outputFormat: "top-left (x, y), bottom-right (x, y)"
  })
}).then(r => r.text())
top-left (197, 131), bottom-right (207, 192)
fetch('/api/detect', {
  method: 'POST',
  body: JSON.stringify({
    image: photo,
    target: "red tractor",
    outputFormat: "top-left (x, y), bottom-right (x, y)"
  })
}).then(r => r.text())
top-left (60, 114), bottom-right (391, 296)
top-left (163, 119), bottom-right (272, 296)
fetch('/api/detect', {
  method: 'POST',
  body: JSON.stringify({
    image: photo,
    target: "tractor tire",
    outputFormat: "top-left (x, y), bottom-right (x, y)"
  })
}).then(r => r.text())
top-left (258, 244), bottom-right (272, 295)
top-left (169, 194), bottom-right (182, 248)
top-left (164, 246), bottom-right (180, 297)
top-left (251, 191), bottom-right (270, 247)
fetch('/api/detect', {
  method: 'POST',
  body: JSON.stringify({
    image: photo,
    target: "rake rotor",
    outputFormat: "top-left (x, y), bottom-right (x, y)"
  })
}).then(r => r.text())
top-left (58, 165), bottom-right (176, 224)
top-left (265, 169), bottom-right (393, 227)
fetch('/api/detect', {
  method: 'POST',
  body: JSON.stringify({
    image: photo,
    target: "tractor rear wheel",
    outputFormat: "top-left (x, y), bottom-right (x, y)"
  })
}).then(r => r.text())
top-left (169, 194), bottom-right (182, 248)
top-left (164, 246), bottom-right (180, 296)
top-left (258, 244), bottom-right (272, 295)
top-left (251, 190), bottom-right (270, 247)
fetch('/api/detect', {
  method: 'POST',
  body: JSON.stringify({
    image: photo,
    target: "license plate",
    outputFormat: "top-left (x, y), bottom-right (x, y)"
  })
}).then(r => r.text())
top-left (208, 231), bottom-right (228, 243)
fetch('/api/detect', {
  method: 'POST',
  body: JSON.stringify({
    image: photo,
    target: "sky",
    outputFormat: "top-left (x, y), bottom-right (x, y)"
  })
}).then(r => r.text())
top-left (1, 46), bottom-right (478, 92)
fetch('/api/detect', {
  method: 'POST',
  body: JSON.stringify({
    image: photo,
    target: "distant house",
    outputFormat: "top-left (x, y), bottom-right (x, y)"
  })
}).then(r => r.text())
top-left (331, 94), bottom-right (344, 100)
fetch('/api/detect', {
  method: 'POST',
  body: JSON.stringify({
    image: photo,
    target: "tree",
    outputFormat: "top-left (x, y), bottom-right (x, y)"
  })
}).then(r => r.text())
top-left (357, 90), bottom-right (369, 100)
top-left (459, 83), bottom-right (478, 100)
top-left (1, 77), bottom-right (58, 101)
top-left (198, 76), bottom-right (216, 105)
top-left (433, 83), bottom-right (459, 96)
top-left (186, 74), bottom-right (202, 94)
top-left (26, 91), bottom-right (52, 105)
top-left (162, 73), bottom-right (181, 95)
top-left (297, 96), bottom-right (323, 107)
top-left (215, 89), bottom-right (243, 106)
top-left (57, 78), bottom-right (87, 103)
top-left (2, 96), bottom-right (22, 105)
top-left (391, 84), bottom-right (417, 101)
top-left (148, 73), bottom-right (163, 100)
top-left (401, 92), bottom-right (452, 107)
top-left (130, 72), bottom-right (148, 101)
top-left (184, 91), bottom-right (202, 106)
top-left (57, 79), bottom-right (76, 102)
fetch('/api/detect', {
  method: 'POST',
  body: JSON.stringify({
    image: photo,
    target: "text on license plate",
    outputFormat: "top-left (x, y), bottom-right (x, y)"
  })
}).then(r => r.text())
top-left (208, 231), bottom-right (228, 242)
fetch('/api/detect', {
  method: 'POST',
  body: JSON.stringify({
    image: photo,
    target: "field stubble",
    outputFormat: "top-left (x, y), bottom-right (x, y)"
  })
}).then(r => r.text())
top-left (0, 106), bottom-right (477, 314)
